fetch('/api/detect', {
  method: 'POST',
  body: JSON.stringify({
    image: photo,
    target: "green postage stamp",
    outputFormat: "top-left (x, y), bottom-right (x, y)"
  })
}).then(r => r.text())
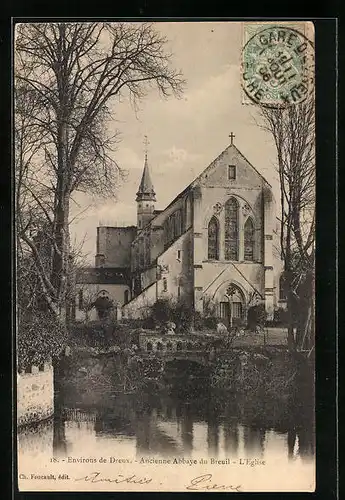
top-left (242, 22), bottom-right (314, 108)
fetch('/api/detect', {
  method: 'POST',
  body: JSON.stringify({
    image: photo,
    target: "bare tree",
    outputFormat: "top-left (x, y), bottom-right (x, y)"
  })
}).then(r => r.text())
top-left (15, 22), bottom-right (185, 325)
top-left (259, 99), bottom-right (315, 351)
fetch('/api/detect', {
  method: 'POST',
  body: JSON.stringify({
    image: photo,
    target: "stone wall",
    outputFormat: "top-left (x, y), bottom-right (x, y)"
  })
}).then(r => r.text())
top-left (122, 282), bottom-right (157, 319)
top-left (17, 363), bottom-right (54, 427)
top-left (139, 333), bottom-right (203, 352)
top-left (96, 226), bottom-right (137, 268)
top-left (156, 230), bottom-right (193, 302)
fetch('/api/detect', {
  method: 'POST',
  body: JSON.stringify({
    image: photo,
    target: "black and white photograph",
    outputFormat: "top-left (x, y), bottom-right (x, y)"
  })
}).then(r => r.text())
top-left (15, 20), bottom-right (316, 492)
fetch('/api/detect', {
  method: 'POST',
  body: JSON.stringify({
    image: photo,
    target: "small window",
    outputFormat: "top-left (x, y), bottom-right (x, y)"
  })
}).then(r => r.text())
top-left (177, 286), bottom-right (181, 298)
top-left (228, 165), bottom-right (236, 180)
top-left (124, 290), bottom-right (129, 304)
top-left (163, 278), bottom-right (168, 292)
top-left (177, 250), bottom-right (181, 260)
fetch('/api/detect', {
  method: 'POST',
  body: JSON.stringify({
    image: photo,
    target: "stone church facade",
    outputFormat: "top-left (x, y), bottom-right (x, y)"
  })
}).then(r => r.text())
top-left (76, 140), bottom-right (285, 325)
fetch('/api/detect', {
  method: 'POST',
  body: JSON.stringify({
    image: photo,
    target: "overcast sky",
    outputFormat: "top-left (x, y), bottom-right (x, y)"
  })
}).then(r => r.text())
top-left (70, 22), bottom-right (279, 263)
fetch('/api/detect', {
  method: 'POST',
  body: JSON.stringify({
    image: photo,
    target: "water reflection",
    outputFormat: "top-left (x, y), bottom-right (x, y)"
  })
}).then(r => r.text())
top-left (18, 390), bottom-right (315, 464)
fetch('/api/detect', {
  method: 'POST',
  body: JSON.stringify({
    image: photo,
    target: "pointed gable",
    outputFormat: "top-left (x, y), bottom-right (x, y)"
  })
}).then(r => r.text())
top-left (195, 143), bottom-right (271, 189)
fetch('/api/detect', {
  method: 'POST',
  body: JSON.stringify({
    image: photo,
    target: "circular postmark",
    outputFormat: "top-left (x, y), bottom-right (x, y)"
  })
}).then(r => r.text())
top-left (242, 26), bottom-right (314, 108)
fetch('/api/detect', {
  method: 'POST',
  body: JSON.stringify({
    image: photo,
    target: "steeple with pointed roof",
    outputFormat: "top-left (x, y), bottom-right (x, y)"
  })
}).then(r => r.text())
top-left (136, 151), bottom-right (156, 230)
top-left (136, 154), bottom-right (156, 202)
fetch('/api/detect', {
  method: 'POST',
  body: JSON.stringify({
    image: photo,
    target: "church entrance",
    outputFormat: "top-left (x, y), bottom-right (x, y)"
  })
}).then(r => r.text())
top-left (219, 301), bottom-right (243, 328)
top-left (219, 284), bottom-right (245, 328)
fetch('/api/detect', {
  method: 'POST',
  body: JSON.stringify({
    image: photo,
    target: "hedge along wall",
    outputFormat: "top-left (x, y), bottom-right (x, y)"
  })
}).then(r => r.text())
top-left (17, 362), bottom-right (54, 427)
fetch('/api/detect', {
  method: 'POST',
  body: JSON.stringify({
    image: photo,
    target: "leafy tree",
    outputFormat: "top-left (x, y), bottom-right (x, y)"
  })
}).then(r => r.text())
top-left (15, 22), bottom-right (185, 326)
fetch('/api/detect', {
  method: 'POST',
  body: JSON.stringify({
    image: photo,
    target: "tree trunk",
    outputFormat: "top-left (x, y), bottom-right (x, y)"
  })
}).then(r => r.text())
top-left (286, 271), bottom-right (296, 352)
top-left (51, 118), bottom-right (71, 327)
top-left (287, 325), bottom-right (295, 352)
top-left (51, 192), bottom-right (70, 323)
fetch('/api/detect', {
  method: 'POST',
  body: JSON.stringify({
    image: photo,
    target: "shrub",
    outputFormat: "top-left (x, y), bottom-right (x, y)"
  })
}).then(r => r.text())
top-left (148, 297), bottom-right (195, 332)
top-left (93, 296), bottom-right (113, 319)
top-left (193, 311), bottom-right (204, 331)
top-left (150, 299), bottom-right (172, 325)
top-left (69, 320), bottom-right (131, 349)
top-left (120, 318), bottom-right (144, 329)
top-left (247, 304), bottom-right (266, 329)
top-left (273, 307), bottom-right (289, 326)
top-left (141, 315), bottom-right (156, 330)
top-left (203, 296), bottom-right (217, 315)
top-left (168, 300), bottom-right (191, 332)
top-left (17, 312), bottom-right (68, 371)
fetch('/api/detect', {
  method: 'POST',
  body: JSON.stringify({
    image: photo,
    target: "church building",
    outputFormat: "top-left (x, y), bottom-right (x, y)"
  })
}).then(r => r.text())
top-left (76, 137), bottom-right (284, 325)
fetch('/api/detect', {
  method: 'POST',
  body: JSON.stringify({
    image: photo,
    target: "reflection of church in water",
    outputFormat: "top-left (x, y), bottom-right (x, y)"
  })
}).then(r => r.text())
top-left (76, 135), bottom-right (285, 324)
top-left (17, 401), bottom-right (314, 462)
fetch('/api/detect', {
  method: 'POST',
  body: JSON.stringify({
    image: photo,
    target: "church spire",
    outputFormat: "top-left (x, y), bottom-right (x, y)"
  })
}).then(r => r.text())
top-left (136, 135), bottom-right (156, 202)
top-left (136, 155), bottom-right (156, 201)
top-left (136, 136), bottom-right (156, 230)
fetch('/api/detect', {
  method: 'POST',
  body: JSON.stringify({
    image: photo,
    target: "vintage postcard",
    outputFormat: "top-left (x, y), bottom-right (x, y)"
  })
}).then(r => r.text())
top-left (15, 20), bottom-right (315, 492)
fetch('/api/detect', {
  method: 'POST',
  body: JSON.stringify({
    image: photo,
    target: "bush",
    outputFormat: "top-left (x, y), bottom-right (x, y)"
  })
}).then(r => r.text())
top-left (203, 316), bottom-right (219, 329)
top-left (193, 311), bottom-right (204, 331)
top-left (273, 307), bottom-right (289, 326)
top-left (148, 298), bottom-right (195, 332)
top-left (120, 318), bottom-right (145, 329)
top-left (69, 320), bottom-right (131, 349)
top-left (141, 316), bottom-right (156, 330)
top-left (171, 300), bottom-right (195, 332)
top-left (247, 304), bottom-right (266, 329)
top-left (17, 312), bottom-right (68, 371)
top-left (147, 297), bottom-right (224, 332)
top-left (93, 296), bottom-right (113, 319)
top-left (150, 299), bottom-right (172, 325)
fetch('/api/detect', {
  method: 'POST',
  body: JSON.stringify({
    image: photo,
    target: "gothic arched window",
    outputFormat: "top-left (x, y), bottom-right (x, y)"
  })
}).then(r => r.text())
top-left (175, 210), bottom-right (182, 237)
top-left (168, 216), bottom-right (174, 242)
top-left (184, 195), bottom-right (192, 230)
top-left (224, 197), bottom-right (239, 260)
top-left (139, 238), bottom-right (144, 268)
top-left (244, 217), bottom-right (255, 261)
top-left (163, 220), bottom-right (169, 248)
top-left (208, 216), bottom-right (219, 260)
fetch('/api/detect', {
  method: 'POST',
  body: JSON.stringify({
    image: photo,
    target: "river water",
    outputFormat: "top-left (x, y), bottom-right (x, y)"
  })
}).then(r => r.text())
top-left (18, 387), bottom-right (314, 464)
top-left (18, 359), bottom-right (315, 491)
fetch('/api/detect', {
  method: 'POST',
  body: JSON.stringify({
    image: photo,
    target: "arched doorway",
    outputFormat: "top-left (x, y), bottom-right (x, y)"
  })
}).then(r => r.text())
top-left (219, 284), bottom-right (245, 328)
